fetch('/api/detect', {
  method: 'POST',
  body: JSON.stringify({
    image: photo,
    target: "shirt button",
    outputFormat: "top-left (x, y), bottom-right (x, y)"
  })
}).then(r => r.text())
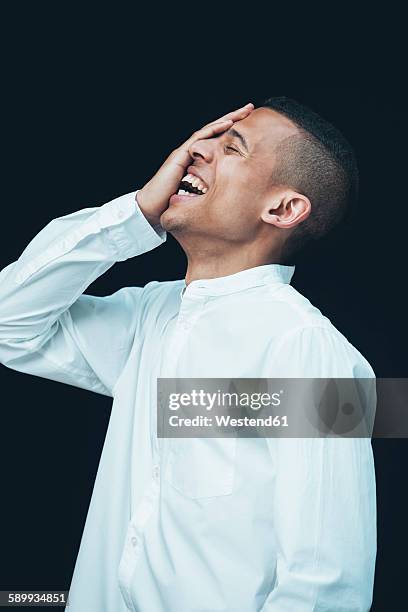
top-left (131, 537), bottom-right (138, 547)
top-left (153, 465), bottom-right (160, 480)
top-left (117, 209), bottom-right (124, 219)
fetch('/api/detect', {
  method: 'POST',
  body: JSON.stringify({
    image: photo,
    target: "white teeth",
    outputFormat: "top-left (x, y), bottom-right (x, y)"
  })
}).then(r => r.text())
top-left (180, 173), bottom-right (208, 192)
top-left (177, 189), bottom-right (198, 196)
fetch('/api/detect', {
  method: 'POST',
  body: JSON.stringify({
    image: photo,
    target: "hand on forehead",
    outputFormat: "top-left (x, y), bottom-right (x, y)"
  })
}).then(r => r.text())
top-left (229, 107), bottom-right (299, 154)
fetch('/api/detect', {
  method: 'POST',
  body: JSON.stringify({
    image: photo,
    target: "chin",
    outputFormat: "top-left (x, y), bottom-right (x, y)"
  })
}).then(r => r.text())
top-left (160, 208), bottom-right (189, 233)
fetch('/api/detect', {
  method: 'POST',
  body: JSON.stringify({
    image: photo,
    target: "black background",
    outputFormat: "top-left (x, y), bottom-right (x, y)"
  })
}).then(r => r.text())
top-left (0, 9), bottom-right (406, 611)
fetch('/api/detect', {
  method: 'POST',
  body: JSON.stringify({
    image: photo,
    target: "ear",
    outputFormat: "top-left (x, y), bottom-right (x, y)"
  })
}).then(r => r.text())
top-left (261, 190), bottom-right (311, 229)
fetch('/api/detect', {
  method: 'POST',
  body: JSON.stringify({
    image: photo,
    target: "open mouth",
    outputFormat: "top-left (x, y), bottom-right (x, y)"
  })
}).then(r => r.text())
top-left (177, 173), bottom-right (208, 197)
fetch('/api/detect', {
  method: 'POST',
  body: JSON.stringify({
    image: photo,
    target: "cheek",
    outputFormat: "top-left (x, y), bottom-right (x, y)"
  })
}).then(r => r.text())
top-left (208, 161), bottom-right (265, 226)
top-left (213, 162), bottom-right (253, 201)
top-left (209, 187), bottom-right (260, 233)
top-left (221, 170), bottom-right (267, 229)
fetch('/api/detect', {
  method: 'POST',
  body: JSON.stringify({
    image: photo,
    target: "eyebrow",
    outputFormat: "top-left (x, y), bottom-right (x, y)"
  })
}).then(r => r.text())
top-left (226, 127), bottom-right (249, 152)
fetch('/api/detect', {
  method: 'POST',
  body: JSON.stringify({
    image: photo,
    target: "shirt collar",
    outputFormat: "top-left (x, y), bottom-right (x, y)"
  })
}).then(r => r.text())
top-left (179, 263), bottom-right (295, 298)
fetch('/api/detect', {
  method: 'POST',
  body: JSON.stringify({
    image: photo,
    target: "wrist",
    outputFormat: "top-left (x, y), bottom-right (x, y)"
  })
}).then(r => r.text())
top-left (135, 190), bottom-right (161, 227)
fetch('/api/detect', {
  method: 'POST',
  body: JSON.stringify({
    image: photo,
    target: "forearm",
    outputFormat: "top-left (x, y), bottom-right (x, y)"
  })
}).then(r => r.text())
top-left (0, 191), bottom-right (165, 361)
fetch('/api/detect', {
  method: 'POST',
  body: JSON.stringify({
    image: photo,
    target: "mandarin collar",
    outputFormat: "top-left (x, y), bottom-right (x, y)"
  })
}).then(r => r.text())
top-left (179, 263), bottom-right (295, 299)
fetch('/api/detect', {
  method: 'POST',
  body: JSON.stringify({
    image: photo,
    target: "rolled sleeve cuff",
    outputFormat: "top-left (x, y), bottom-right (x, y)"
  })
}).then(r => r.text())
top-left (102, 191), bottom-right (167, 261)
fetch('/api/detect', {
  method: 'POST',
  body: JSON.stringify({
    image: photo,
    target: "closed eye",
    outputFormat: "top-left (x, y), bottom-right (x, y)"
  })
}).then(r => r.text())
top-left (224, 144), bottom-right (240, 154)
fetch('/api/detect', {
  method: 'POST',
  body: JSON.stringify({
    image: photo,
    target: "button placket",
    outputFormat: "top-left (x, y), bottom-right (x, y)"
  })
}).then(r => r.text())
top-left (119, 463), bottom-right (162, 599)
top-left (177, 295), bottom-right (206, 334)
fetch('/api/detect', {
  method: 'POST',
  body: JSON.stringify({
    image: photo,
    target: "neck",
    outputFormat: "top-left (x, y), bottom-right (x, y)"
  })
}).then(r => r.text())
top-left (184, 245), bottom-right (282, 286)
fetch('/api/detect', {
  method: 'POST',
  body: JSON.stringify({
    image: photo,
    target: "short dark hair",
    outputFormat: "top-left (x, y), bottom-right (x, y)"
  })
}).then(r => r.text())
top-left (262, 96), bottom-right (359, 261)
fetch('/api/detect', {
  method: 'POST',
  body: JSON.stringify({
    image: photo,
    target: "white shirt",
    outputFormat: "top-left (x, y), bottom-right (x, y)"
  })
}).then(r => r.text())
top-left (0, 191), bottom-right (377, 612)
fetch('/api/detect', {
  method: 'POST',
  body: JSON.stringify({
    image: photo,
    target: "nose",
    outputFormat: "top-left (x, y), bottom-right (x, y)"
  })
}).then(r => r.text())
top-left (189, 138), bottom-right (215, 163)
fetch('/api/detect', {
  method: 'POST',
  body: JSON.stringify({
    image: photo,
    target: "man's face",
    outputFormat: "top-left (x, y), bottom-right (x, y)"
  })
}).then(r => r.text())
top-left (160, 108), bottom-right (299, 245)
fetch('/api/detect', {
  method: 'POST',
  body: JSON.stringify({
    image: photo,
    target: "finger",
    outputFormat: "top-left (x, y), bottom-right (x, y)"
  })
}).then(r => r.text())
top-left (183, 119), bottom-right (233, 149)
top-left (212, 102), bottom-right (254, 125)
top-left (181, 104), bottom-right (254, 150)
top-left (198, 119), bottom-right (234, 138)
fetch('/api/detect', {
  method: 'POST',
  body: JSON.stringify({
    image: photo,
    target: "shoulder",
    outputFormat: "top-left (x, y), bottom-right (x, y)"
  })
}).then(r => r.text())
top-left (120, 279), bottom-right (184, 328)
top-left (264, 283), bottom-right (333, 329)
top-left (119, 278), bottom-right (184, 303)
top-left (265, 285), bottom-right (375, 378)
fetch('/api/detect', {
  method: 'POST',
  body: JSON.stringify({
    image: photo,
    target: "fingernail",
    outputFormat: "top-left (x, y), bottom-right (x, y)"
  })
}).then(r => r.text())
top-left (245, 103), bottom-right (254, 107)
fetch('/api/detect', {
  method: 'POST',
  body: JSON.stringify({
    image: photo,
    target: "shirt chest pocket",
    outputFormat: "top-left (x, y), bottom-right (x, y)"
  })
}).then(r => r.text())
top-left (165, 437), bottom-right (237, 499)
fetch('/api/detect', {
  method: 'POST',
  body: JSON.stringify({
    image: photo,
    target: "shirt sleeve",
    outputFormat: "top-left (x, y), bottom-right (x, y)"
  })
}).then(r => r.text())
top-left (261, 326), bottom-right (377, 612)
top-left (0, 191), bottom-right (166, 397)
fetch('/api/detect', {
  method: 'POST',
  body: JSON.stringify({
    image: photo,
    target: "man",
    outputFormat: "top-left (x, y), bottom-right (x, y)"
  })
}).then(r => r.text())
top-left (0, 98), bottom-right (376, 611)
